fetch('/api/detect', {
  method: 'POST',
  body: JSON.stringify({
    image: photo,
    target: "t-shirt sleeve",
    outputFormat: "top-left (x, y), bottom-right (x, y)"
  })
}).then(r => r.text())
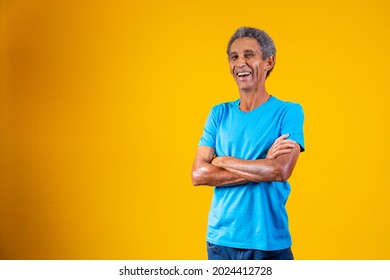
top-left (281, 103), bottom-right (305, 152)
top-left (198, 106), bottom-right (219, 148)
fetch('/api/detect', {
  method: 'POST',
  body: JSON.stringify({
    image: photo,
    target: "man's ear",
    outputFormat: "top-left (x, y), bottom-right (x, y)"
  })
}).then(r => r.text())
top-left (266, 55), bottom-right (275, 71)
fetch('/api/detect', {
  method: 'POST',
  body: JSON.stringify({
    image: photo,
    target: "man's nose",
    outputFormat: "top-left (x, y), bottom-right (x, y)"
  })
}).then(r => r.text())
top-left (236, 56), bottom-right (247, 67)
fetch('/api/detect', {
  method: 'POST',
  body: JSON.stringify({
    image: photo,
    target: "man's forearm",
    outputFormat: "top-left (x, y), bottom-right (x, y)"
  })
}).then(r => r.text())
top-left (192, 161), bottom-right (249, 187)
top-left (212, 145), bottom-right (300, 183)
top-left (212, 157), bottom-right (282, 182)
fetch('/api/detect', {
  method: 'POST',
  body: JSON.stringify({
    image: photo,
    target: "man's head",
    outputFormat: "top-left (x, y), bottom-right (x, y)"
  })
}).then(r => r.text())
top-left (227, 27), bottom-right (276, 78)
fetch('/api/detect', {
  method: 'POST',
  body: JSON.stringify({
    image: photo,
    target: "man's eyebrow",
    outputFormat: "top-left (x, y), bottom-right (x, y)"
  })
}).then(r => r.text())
top-left (229, 49), bottom-right (256, 56)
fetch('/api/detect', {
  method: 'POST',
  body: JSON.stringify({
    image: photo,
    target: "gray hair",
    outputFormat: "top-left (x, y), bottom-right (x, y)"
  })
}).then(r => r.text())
top-left (227, 27), bottom-right (276, 76)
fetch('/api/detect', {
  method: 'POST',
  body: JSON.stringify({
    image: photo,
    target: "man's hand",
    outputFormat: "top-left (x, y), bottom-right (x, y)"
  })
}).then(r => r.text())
top-left (266, 134), bottom-right (297, 159)
top-left (211, 156), bottom-right (225, 168)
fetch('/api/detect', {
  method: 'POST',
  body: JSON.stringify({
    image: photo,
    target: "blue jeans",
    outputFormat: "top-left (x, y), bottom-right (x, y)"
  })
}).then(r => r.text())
top-left (207, 242), bottom-right (294, 260)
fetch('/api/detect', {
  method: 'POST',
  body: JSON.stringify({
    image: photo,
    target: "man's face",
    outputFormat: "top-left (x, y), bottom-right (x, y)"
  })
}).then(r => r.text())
top-left (228, 37), bottom-right (273, 92)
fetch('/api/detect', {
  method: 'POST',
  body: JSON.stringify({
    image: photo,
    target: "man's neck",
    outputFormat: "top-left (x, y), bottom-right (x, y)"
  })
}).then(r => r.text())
top-left (239, 88), bottom-right (270, 112)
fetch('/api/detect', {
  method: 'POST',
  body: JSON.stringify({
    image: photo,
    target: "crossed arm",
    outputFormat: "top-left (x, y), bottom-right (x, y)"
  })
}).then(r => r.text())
top-left (191, 134), bottom-right (301, 187)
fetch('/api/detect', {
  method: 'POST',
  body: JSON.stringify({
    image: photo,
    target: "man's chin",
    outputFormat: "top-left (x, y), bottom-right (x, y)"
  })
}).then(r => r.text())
top-left (237, 84), bottom-right (253, 92)
top-left (235, 79), bottom-right (253, 90)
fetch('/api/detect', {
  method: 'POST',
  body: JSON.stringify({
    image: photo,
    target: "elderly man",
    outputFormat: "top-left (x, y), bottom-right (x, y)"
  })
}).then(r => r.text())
top-left (191, 27), bottom-right (305, 260)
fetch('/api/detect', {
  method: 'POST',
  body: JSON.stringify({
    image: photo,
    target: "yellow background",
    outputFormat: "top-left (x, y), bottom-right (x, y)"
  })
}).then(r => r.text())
top-left (1, 0), bottom-right (389, 259)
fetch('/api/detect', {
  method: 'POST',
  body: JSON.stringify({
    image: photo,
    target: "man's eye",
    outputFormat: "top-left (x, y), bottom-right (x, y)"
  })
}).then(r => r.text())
top-left (230, 56), bottom-right (238, 60)
top-left (245, 53), bottom-right (254, 58)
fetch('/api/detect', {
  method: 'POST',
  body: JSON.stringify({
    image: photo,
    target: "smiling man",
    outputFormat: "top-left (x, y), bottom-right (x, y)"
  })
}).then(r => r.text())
top-left (191, 27), bottom-right (305, 260)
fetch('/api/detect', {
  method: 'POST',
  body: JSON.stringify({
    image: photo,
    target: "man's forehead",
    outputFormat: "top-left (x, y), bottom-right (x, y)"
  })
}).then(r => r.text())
top-left (229, 37), bottom-right (261, 53)
top-left (230, 49), bottom-right (257, 54)
top-left (229, 37), bottom-right (261, 55)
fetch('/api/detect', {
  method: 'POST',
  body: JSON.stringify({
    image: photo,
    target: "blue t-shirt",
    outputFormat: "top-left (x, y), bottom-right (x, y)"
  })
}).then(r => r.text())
top-left (199, 96), bottom-right (305, 250)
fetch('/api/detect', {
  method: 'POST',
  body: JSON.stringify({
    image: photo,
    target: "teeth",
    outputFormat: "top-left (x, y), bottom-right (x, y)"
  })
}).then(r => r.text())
top-left (237, 72), bottom-right (250, 77)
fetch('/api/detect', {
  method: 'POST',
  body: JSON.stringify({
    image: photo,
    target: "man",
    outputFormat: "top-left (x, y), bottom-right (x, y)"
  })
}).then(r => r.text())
top-left (191, 27), bottom-right (305, 260)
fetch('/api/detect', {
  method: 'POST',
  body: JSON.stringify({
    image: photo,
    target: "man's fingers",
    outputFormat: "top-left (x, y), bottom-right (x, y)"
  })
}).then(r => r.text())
top-left (281, 140), bottom-right (296, 145)
top-left (274, 134), bottom-right (290, 143)
top-left (277, 142), bottom-right (296, 149)
top-left (273, 149), bottom-right (293, 157)
top-left (267, 135), bottom-right (296, 159)
top-left (273, 139), bottom-right (295, 149)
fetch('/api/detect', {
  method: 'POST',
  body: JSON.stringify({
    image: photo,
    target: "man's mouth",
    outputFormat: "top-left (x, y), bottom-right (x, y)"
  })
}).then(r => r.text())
top-left (236, 71), bottom-right (251, 78)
